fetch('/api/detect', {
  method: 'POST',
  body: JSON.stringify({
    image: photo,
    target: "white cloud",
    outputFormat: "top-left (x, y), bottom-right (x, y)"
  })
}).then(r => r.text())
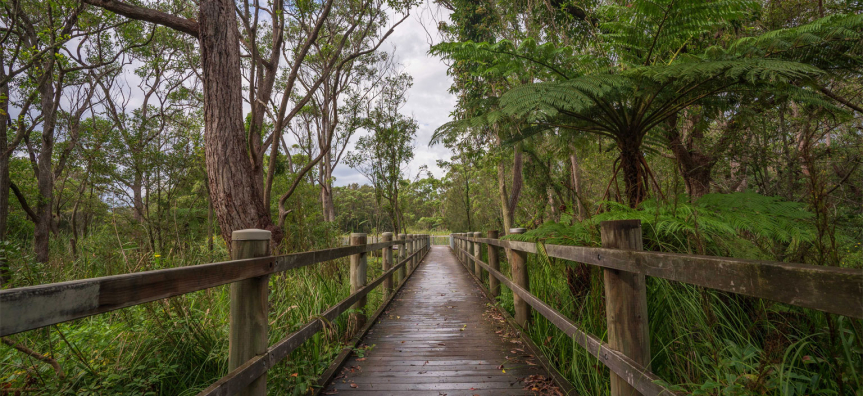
top-left (332, 3), bottom-right (454, 186)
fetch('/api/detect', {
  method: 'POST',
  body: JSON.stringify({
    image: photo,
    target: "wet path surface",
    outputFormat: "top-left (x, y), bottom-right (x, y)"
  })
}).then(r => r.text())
top-left (323, 246), bottom-right (556, 395)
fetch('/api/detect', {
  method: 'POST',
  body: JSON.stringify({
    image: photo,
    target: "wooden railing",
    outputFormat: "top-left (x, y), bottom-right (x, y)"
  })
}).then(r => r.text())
top-left (452, 220), bottom-right (862, 396)
top-left (0, 231), bottom-right (431, 396)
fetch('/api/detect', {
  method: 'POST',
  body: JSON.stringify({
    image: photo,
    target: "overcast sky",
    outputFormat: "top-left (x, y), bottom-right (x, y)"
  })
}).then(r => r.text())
top-left (330, 4), bottom-right (456, 186)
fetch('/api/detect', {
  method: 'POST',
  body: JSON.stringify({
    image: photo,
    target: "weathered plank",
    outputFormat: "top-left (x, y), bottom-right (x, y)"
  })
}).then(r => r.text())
top-left (324, 246), bottom-right (563, 396)
top-left (458, 236), bottom-right (863, 318)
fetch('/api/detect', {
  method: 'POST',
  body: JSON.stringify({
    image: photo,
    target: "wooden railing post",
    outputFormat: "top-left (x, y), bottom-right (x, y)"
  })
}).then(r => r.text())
top-left (398, 233), bottom-right (407, 284)
top-left (416, 234), bottom-right (422, 269)
top-left (460, 233), bottom-right (466, 264)
top-left (472, 232), bottom-right (483, 279)
top-left (349, 233), bottom-right (368, 337)
top-left (509, 227), bottom-right (531, 327)
top-left (601, 220), bottom-right (650, 396)
top-left (408, 234), bottom-right (415, 271)
top-left (382, 232), bottom-right (393, 296)
top-left (229, 229), bottom-right (271, 396)
top-left (487, 230), bottom-right (500, 297)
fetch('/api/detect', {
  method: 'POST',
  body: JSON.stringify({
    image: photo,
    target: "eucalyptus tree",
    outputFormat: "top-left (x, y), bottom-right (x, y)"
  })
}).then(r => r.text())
top-left (82, 0), bottom-right (414, 247)
top-left (296, 40), bottom-right (396, 223)
top-left (345, 72), bottom-right (417, 234)
top-left (1, 0), bottom-right (142, 262)
top-left (97, 26), bottom-right (199, 228)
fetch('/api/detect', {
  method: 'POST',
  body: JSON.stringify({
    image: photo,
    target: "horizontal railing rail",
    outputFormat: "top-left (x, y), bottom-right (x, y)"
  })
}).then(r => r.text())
top-left (0, 232), bottom-right (432, 396)
top-left (459, 244), bottom-right (674, 395)
top-left (462, 237), bottom-right (863, 319)
top-left (452, 222), bottom-right (863, 396)
top-left (1, 240), bottom-right (413, 336)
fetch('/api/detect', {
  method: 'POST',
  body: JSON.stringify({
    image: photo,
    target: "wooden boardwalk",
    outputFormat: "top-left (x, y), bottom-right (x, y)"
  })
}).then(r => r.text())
top-left (323, 246), bottom-right (558, 395)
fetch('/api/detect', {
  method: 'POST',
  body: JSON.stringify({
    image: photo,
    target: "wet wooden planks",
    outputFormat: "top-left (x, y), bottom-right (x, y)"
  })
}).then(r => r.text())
top-left (323, 246), bottom-right (556, 395)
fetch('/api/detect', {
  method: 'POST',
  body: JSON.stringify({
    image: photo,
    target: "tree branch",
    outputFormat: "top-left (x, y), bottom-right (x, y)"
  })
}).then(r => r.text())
top-left (81, 0), bottom-right (199, 37)
top-left (819, 86), bottom-right (863, 114)
top-left (9, 182), bottom-right (38, 223)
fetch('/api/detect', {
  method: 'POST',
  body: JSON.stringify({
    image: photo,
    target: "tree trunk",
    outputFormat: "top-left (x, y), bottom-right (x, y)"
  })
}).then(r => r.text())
top-left (132, 172), bottom-right (146, 222)
top-left (33, 63), bottom-right (58, 263)
top-left (494, 132), bottom-right (523, 234)
top-left (320, 160), bottom-right (336, 222)
top-left (199, 0), bottom-right (279, 247)
top-left (617, 135), bottom-right (647, 208)
top-left (569, 145), bottom-right (586, 221)
top-left (0, 68), bottom-right (9, 285)
top-left (0, 79), bottom-right (8, 243)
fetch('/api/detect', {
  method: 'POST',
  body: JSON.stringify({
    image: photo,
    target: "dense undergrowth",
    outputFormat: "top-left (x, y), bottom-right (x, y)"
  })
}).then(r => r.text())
top-left (472, 193), bottom-right (862, 395)
top-left (0, 228), bottom-right (402, 395)
top-left (1, 193), bottom-right (861, 395)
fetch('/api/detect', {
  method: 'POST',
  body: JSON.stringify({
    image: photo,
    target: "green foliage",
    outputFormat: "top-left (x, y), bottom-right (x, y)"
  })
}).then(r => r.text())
top-left (509, 192), bottom-right (816, 258)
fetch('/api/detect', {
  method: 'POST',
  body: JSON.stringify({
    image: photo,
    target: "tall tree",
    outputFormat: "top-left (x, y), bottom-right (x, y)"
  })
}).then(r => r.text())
top-left (346, 72), bottom-right (417, 234)
top-left (82, 0), bottom-right (412, 247)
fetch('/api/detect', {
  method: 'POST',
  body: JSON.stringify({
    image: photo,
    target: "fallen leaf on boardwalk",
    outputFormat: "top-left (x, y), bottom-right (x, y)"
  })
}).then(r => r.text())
top-left (349, 383), bottom-right (358, 388)
top-left (356, 358), bottom-right (366, 362)
top-left (497, 365), bottom-right (504, 370)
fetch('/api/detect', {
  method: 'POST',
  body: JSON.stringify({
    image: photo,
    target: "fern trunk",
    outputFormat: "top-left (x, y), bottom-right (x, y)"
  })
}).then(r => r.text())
top-left (618, 136), bottom-right (648, 207)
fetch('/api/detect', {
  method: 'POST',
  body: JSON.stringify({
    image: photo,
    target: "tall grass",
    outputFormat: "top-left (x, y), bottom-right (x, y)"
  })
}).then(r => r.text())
top-left (0, 231), bottom-right (395, 395)
top-left (473, 194), bottom-right (863, 395)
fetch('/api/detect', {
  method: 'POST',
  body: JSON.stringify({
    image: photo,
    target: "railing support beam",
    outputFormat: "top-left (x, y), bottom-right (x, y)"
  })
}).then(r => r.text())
top-left (509, 228), bottom-right (530, 327)
top-left (487, 230), bottom-right (500, 298)
top-left (349, 233), bottom-right (368, 337)
top-left (398, 233), bottom-right (407, 284)
top-left (229, 229), bottom-right (271, 396)
top-left (382, 232), bottom-right (393, 297)
top-left (601, 220), bottom-right (650, 396)
top-left (472, 232), bottom-right (483, 280)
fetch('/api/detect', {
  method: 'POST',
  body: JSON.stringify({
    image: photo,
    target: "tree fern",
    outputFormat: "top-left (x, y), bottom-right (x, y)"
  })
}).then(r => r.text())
top-left (508, 192), bottom-right (816, 261)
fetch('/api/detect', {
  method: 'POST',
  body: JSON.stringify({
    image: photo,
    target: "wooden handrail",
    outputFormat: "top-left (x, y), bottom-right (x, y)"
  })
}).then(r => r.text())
top-left (458, 247), bottom-right (677, 396)
top-left (455, 236), bottom-right (863, 319)
top-left (199, 247), bottom-right (426, 396)
top-left (452, 226), bottom-right (863, 396)
top-left (1, 234), bottom-right (431, 396)
top-left (0, 238), bottom-right (422, 337)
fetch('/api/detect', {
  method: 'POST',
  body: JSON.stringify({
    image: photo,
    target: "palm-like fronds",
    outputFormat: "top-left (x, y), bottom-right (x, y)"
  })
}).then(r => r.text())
top-left (508, 192), bottom-right (816, 258)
